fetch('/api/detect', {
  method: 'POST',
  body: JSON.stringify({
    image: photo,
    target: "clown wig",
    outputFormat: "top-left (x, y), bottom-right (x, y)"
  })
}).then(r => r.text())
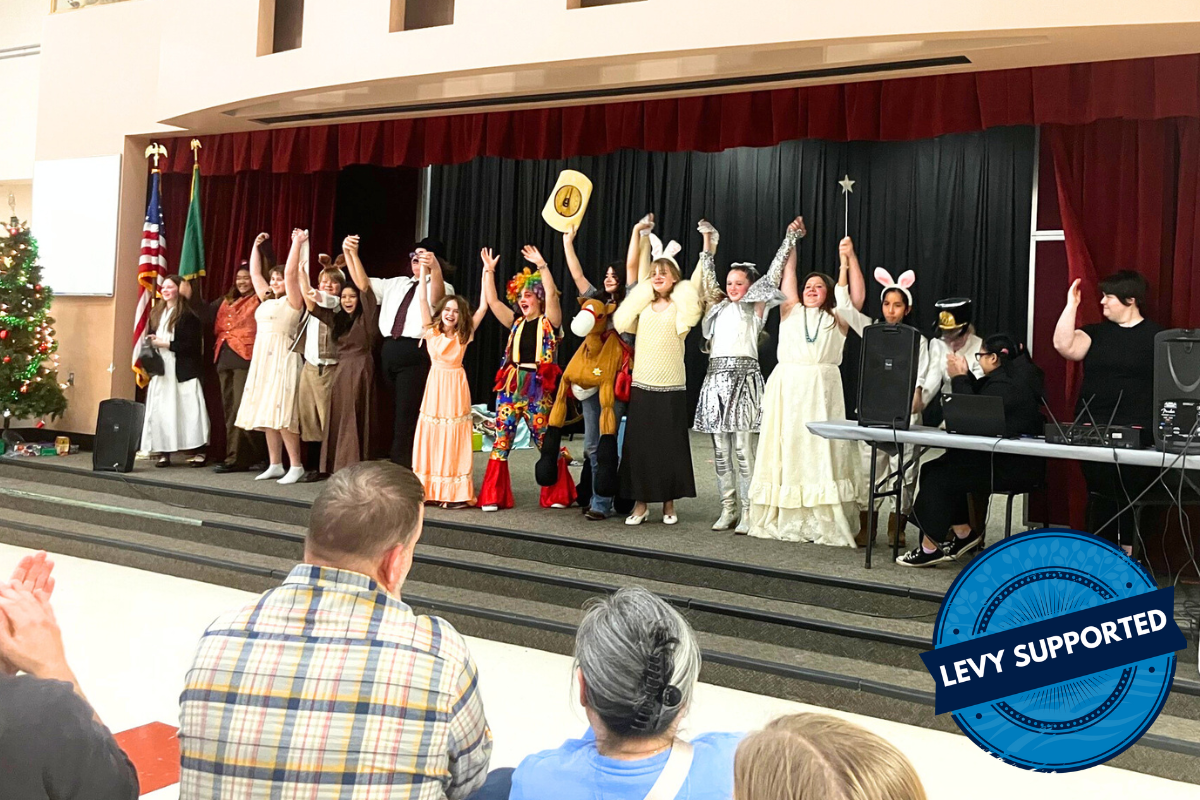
top-left (505, 267), bottom-right (547, 310)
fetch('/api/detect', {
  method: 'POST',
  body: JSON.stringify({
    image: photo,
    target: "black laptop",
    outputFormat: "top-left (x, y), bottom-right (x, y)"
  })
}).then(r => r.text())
top-left (942, 393), bottom-right (1007, 438)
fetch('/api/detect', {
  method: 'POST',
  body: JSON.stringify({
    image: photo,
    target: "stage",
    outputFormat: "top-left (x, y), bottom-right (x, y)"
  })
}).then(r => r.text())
top-left (0, 435), bottom-right (1198, 782)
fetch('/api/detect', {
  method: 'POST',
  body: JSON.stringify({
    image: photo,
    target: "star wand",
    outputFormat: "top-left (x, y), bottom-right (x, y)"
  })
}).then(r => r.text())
top-left (838, 175), bottom-right (855, 239)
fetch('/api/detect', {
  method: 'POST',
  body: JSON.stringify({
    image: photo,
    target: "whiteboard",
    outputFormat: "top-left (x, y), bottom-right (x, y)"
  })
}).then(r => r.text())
top-left (31, 155), bottom-right (122, 296)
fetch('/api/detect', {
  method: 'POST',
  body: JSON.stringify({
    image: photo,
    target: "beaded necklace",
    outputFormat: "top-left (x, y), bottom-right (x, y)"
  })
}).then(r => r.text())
top-left (803, 306), bottom-right (822, 344)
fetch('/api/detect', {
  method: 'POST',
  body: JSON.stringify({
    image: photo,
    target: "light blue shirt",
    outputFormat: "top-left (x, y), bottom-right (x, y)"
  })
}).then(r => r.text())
top-left (511, 729), bottom-right (742, 800)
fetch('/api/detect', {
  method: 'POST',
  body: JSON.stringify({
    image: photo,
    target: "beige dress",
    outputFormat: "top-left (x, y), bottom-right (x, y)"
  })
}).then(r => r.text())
top-left (235, 298), bottom-right (303, 433)
top-left (748, 304), bottom-right (862, 546)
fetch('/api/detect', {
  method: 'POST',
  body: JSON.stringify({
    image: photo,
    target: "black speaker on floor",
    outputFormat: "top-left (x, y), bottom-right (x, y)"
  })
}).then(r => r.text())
top-left (857, 323), bottom-right (921, 430)
top-left (93, 399), bottom-right (145, 473)
top-left (1155, 329), bottom-right (1200, 453)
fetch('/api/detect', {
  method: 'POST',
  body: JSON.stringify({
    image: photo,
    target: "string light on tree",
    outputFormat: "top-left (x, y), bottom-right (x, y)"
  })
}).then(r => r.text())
top-left (0, 209), bottom-right (67, 431)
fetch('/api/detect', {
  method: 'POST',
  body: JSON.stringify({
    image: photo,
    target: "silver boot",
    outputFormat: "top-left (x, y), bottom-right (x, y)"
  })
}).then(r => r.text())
top-left (712, 433), bottom-right (739, 530)
top-left (733, 430), bottom-right (756, 534)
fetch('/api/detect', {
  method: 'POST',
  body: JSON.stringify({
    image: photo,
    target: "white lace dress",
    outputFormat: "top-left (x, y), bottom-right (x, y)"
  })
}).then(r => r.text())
top-left (748, 302), bottom-right (861, 546)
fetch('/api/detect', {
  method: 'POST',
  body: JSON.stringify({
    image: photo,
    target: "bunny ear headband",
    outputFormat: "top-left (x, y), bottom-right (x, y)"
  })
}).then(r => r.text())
top-left (649, 233), bottom-right (682, 270)
top-left (873, 267), bottom-right (916, 307)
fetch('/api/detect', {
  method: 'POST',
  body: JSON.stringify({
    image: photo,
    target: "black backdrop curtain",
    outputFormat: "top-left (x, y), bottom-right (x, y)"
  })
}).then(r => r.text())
top-left (429, 125), bottom-right (1035, 411)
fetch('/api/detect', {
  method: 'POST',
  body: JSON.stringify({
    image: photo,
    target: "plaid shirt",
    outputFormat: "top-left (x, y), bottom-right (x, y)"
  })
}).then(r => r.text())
top-left (179, 564), bottom-right (492, 800)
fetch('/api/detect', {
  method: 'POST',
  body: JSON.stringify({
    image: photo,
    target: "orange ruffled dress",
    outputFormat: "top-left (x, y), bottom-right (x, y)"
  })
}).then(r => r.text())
top-left (413, 330), bottom-right (476, 504)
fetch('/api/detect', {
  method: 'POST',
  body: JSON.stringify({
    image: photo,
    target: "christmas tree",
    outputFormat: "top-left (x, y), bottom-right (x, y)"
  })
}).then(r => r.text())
top-left (0, 218), bottom-right (68, 430)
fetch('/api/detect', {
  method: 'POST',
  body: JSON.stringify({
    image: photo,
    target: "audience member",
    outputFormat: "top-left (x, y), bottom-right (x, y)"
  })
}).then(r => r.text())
top-left (511, 586), bottom-right (738, 800)
top-left (178, 462), bottom-right (495, 799)
top-left (0, 551), bottom-right (139, 800)
top-left (734, 713), bottom-right (925, 800)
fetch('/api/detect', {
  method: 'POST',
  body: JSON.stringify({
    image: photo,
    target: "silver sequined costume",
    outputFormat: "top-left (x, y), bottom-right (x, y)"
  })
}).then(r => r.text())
top-left (693, 230), bottom-right (800, 531)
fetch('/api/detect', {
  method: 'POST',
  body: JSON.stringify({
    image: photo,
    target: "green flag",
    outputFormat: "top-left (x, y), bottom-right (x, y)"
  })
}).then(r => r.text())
top-left (178, 161), bottom-right (205, 280)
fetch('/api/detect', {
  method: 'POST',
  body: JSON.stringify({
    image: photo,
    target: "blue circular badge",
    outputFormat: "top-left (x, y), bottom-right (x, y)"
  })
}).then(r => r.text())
top-left (931, 529), bottom-right (1178, 772)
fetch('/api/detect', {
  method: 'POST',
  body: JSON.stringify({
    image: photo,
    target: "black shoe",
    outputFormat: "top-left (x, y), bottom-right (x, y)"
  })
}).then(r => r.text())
top-left (249, 461), bottom-right (268, 472)
top-left (583, 508), bottom-right (608, 521)
top-left (213, 463), bottom-right (247, 474)
top-left (297, 470), bottom-right (325, 484)
top-left (896, 545), bottom-right (948, 568)
top-left (945, 530), bottom-right (984, 560)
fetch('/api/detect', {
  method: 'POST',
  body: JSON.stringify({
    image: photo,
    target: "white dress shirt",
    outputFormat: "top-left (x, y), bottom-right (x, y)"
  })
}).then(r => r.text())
top-left (370, 275), bottom-right (454, 340)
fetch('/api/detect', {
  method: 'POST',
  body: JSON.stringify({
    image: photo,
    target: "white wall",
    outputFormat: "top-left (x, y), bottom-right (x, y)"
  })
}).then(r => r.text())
top-left (0, 0), bottom-right (46, 181)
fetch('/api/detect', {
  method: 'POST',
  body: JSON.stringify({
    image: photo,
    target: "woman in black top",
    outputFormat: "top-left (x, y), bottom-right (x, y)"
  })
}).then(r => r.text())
top-left (140, 274), bottom-right (210, 466)
top-left (897, 334), bottom-right (1046, 567)
top-left (1054, 270), bottom-right (1162, 553)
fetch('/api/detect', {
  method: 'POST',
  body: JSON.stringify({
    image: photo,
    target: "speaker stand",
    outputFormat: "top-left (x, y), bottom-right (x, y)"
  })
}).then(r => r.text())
top-left (863, 437), bottom-right (907, 569)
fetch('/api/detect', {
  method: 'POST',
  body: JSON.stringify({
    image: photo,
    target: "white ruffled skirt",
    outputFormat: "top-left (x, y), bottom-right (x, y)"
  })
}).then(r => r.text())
top-left (748, 361), bottom-right (861, 546)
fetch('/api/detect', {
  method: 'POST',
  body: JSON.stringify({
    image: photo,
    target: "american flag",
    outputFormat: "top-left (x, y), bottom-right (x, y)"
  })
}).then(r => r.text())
top-left (133, 171), bottom-right (167, 387)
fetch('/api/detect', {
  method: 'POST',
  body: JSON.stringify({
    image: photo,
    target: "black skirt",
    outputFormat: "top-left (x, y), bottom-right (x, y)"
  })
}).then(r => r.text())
top-left (619, 387), bottom-right (696, 502)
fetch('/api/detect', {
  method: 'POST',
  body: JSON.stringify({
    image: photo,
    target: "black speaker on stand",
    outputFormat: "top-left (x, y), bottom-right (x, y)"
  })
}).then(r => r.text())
top-left (857, 323), bottom-right (922, 430)
top-left (93, 399), bottom-right (145, 472)
top-left (1155, 329), bottom-right (1200, 454)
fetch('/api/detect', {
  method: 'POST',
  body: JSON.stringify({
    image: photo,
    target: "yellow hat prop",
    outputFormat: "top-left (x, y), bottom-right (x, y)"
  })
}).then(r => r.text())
top-left (542, 169), bottom-right (593, 233)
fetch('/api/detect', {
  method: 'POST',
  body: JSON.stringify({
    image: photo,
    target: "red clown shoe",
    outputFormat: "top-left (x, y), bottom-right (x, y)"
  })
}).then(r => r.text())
top-left (539, 448), bottom-right (578, 509)
top-left (479, 459), bottom-right (515, 511)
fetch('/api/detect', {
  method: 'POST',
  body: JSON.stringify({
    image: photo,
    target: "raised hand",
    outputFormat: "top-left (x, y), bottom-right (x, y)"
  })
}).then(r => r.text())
top-left (839, 236), bottom-right (855, 266)
top-left (788, 216), bottom-right (807, 237)
top-left (480, 248), bottom-right (500, 274)
top-left (635, 213), bottom-right (655, 235)
top-left (417, 252), bottom-right (435, 276)
top-left (342, 235), bottom-right (359, 254)
top-left (1067, 278), bottom-right (1082, 308)
top-left (292, 228), bottom-right (309, 244)
top-left (522, 245), bottom-right (548, 269)
top-left (563, 225), bottom-right (578, 246)
top-left (254, 232), bottom-right (270, 247)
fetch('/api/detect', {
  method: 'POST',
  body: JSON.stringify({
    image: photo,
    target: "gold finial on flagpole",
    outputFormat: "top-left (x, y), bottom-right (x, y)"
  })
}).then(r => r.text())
top-left (190, 139), bottom-right (202, 160)
top-left (144, 142), bottom-right (168, 172)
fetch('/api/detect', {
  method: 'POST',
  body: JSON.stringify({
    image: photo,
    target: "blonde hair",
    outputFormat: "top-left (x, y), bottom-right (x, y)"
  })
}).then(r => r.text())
top-left (734, 713), bottom-right (925, 800)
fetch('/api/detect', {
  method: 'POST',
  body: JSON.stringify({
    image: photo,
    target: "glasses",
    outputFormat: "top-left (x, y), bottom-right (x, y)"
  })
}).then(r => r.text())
top-left (409, 252), bottom-right (419, 262)
top-left (975, 352), bottom-right (993, 361)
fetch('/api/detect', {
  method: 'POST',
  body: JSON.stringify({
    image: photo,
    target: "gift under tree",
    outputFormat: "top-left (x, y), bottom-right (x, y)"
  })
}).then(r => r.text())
top-left (0, 216), bottom-right (68, 432)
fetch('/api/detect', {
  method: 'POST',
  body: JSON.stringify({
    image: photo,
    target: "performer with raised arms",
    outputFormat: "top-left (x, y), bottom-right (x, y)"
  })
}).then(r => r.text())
top-left (693, 217), bottom-right (805, 534)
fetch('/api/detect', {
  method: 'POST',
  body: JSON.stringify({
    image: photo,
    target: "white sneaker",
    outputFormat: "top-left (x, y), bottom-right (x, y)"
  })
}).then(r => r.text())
top-left (481, 504), bottom-right (499, 512)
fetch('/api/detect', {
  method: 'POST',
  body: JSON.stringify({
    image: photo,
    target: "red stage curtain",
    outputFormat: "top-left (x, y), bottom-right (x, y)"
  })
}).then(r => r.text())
top-left (160, 171), bottom-right (338, 294)
top-left (1042, 117), bottom-right (1200, 529)
top-left (157, 171), bottom-right (337, 460)
top-left (156, 55), bottom-right (1200, 175)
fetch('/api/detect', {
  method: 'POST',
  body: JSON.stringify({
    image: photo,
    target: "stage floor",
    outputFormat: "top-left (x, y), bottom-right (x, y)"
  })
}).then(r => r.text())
top-left (31, 431), bottom-right (1023, 594)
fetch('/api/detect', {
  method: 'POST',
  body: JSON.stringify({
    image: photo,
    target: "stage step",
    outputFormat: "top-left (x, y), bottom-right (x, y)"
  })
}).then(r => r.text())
top-left (0, 460), bottom-right (944, 616)
top-left (0, 475), bottom-right (935, 670)
top-left (0, 505), bottom-right (1199, 783)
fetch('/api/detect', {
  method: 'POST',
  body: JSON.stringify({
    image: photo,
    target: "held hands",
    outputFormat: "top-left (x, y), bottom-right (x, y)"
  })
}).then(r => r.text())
top-left (947, 352), bottom-right (969, 378)
top-left (292, 228), bottom-right (309, 244)
top-left (839, 236), bottom-right (855, 268)
top-left (480, 247), bottom-right (500, 275)
top-left (787, 216), bottom-right (807, 238)
top-left (416, 252), bottom-right (435, 279)
top-left (342, 235), bottom-right (359, 255)
top-left (697, 219), bottom-right (720, 248)
top-left (254, 232), bottom-right (270, 248)
top-left (522, 245), bottom-right (548, 269)
top-left (635, 213), bottom-right (655, 236)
